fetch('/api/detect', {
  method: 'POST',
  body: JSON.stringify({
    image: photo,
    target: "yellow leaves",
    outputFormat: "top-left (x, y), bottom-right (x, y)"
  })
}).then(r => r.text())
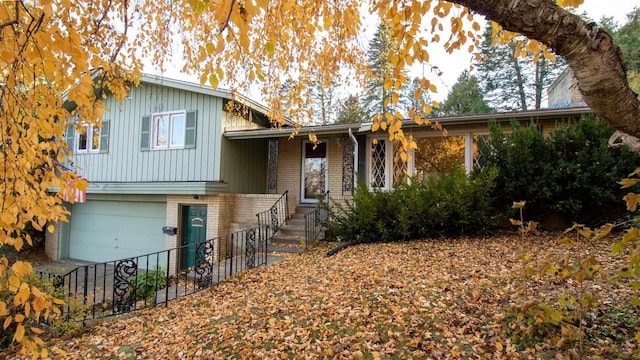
top-left (12, 260), bottom-right (33, 277)
top-left (383, 77), bottom-right (393, 91)
top-left (619, 177), bottom-right (640, 189)
top-left (556, 0), bottom-right (585, 8)
top-left (14, 324), bottom-right (25, 342)
top-left (0, 301), bottom-right (7, 317)
top-left (623, 193), bottom-right (640, 212)
top-left (8, 275), bottom-right (21, 293)
top-left (14, 283), bottom-right (31, 307)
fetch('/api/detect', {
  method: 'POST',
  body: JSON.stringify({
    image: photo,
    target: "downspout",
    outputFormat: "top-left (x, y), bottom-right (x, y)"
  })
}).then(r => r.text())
top-left (348, 128), bottom-right (358, 191)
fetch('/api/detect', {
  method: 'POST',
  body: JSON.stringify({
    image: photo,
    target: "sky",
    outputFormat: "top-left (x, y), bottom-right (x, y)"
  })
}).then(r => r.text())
top-left (148, 0), bottom-right (639, 104)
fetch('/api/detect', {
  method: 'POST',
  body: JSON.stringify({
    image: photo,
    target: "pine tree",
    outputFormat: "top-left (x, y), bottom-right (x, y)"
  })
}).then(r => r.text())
top-left (476, 25), bottom-right (566, 111)
top-left (335, 95), bottom-right (368, 124)
top-left (613, 7), bottom-right (640, 74)
top-left (440, 70), bottom-right (492, 116)
top-left (404, 77), bottom-right (434, 117)
top-left (361, 23), bottom-right (408, 119)
top-left (309, 75), bottom-right (337, 125)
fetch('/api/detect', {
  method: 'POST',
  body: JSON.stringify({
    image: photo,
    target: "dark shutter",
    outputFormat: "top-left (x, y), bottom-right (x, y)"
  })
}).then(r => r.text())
top-left (141, 116), bottom-right (150, 151)
top-left (185, 110), bottom-right (197, 149)
top-left (99, 119), bottom-right (110, 153)
top-left (65, 125), bottom-right (75, 152)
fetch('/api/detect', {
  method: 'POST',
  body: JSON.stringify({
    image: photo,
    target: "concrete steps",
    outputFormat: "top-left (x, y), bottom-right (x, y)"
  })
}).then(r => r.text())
top-left (268, 205), bottom-right (316, 252)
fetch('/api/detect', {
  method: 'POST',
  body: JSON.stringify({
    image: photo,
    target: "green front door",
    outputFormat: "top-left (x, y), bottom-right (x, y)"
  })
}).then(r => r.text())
top-left (183, 205), bottom-right (207, 268)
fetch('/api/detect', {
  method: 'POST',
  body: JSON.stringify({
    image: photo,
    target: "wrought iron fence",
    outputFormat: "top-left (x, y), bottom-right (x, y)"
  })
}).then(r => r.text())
top-left (256, 190), bottom-right (289, 236)
top-left (40, 226), bottom-right (270, 322)
top-left (304, 191), bottom-right (330, 247)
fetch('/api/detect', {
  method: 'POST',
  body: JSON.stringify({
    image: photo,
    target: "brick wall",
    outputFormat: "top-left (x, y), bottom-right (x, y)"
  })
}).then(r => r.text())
top-left (165, 193), bottom-right (294, 273)
top-left (44, 222), bottom-right (60, 260)
top-left (277, 137), bottom-right (302, 197)
top-left (327, 136), bottom-right (344, 196)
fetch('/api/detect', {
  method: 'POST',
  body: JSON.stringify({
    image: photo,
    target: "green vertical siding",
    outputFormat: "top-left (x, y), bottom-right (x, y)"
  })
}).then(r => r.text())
top-left (69, 83), bottom-right (224, 183)
top-left (221, 137), bottom-right (268, 193)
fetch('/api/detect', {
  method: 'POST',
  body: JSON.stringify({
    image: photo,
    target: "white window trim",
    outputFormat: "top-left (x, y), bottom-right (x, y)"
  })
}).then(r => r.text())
top-left (75, 124), bottom-right (100, 154)
top-left (151, 110), bottom-right (187, 150)
top-left (366, 136), bottom-right (393, 191)
top-left (300, 139), bottom-right (329, 203)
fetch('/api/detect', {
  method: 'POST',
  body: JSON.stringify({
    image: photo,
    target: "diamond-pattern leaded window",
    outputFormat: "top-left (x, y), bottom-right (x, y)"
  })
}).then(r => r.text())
top-left (393, 141), bottom-right (408, 186)
top-left (473, 135), bottom-right (490, 171)
top-left (371, 140), bottom-right (387, 188)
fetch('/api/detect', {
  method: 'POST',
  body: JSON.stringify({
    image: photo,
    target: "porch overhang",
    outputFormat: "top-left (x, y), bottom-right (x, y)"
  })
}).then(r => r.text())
top-left (400, 106), bottom-right (593, 129)
top-left (224, 123), bottom-right (363, 139)
top-left (223, 107), bottom-right (593, 139)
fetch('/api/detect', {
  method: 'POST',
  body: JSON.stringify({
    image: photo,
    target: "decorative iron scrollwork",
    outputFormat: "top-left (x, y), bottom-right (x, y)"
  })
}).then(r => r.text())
top-left (342, 135), bottom-right (355, 193)
top-left (270, 206), bottom-right (279, 233)
top-left (267, 140), bottom-right (278, 194)
top-left (113, 258), bottom-right (138, 314)
top-left (245, 228), bottom-right (256, 269)
top-left (195, 239), bottom-right (215, 288)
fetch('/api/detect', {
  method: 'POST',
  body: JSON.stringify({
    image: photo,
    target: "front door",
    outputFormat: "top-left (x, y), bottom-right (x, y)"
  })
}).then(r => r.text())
top-left (301, 141), bottom-right (327, 203)
top-left (183, 205), bottom-right (207, 268)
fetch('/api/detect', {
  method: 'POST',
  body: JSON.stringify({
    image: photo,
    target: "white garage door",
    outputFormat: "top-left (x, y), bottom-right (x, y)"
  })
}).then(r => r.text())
top-left (68, 200), bottom-right (167, 263)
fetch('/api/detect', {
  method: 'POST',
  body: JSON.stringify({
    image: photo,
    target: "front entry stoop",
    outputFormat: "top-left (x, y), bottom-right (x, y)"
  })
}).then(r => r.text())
top-left (268, 205), bottom-right (316, 253)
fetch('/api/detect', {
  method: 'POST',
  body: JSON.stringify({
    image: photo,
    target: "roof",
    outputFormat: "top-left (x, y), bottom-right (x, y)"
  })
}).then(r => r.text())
top-left (224, 106), bottom-right (593, 139)
top-left (140, 74), bottom-right (297, 127)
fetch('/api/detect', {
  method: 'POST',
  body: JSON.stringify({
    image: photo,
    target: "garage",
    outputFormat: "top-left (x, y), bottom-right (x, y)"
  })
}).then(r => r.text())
top-left (67, 199), bottom-right (167, 263)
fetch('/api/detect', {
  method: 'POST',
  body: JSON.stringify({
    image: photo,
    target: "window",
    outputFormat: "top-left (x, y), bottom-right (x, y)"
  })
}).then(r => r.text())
top-left (368, 138), bottom-right (398, 190)
top-left (152, 111), bottom-right (186, 149)
top-left (69, 120), bottom-right (109, 154)
top-left (141, 110), bottom-right (196, 151)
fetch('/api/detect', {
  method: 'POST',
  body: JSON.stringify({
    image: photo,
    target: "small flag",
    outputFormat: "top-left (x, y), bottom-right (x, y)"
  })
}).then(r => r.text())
top-left (60, 165), bottom-right (87, 203)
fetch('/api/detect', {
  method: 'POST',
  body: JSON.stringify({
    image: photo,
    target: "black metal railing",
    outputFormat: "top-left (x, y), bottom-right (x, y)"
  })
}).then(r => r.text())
top-left (256, 190), bottom-right (289, 236)
top-left (304, 191), bottom-right (330, 247)
top-left (40, 226), bottom-right (270, 322)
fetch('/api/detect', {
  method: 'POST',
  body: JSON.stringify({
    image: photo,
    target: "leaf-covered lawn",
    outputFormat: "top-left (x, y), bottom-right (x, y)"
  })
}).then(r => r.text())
top-left (25, 233), bottom-right (640, 358)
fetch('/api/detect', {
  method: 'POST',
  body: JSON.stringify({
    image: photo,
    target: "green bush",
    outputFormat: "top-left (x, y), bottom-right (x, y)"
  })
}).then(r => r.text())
top-left (475, 115), bottom-right (640, 226)
top-left (326, 165), bottom-right (497, 243)
top-left (475, 120), bottom-right (554, 220)
top-left (129, 266), bottom-right (166, 303)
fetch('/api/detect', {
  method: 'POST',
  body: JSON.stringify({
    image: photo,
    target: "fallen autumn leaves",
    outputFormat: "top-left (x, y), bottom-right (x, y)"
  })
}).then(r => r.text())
top-left (10, 232), bottom-right (640, 359)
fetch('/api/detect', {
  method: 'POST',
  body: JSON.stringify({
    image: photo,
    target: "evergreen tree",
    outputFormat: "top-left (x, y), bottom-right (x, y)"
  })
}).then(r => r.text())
top-left (612, 7), bottom-right (640, 74)
top-left (476, 25), bottom-right (566, 111)
top-left (335, 95), bottom-right (368, 124)
top-left (309, 74), bottom-right (338, 125)
top-left (440, 70), bottom-right (492, 116)
top-left (404, 77), bottom-right (434, 117)
top-left (361, 23), bottom-right (408, 118)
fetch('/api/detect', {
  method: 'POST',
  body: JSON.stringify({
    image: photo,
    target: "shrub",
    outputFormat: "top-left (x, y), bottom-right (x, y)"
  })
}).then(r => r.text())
top-left (326, 165), bottom-right (497, 243)
top-left (0, 269), bottom-right (65, 352)
top-left (129, 266), bottom-right (166, 303)
top-left (475, 115), bottom-right (640, 226)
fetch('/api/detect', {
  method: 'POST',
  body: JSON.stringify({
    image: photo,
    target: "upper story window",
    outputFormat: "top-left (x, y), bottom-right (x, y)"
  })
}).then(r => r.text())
top-left (76, 124), bottom-right (101, 153)
top-left (65, 120), bottom-right (110, 155)
top-left (152, 111), bottom-right (186, 149)
top-left (141, 110), bottom-right (197, 151)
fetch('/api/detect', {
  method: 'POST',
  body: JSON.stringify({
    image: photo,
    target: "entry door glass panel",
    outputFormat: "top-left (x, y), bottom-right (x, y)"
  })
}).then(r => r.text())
top-left (303, 142), bottom-right (327, 201)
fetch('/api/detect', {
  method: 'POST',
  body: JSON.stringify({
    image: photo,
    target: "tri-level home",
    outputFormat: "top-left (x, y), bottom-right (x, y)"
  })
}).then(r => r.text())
top-left (45, 73), bottom-right (593, 264)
